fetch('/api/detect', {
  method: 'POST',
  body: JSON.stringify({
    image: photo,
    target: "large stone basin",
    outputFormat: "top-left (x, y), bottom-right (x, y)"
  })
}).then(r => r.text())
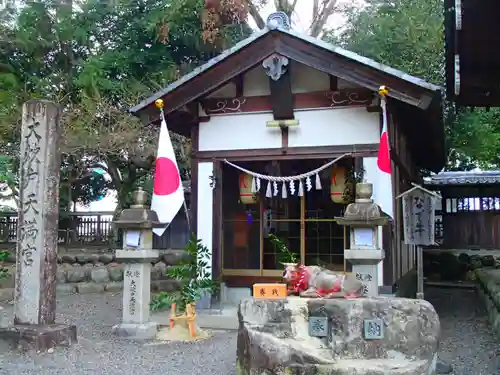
top-left (236, 296), bottom-right (440, 375)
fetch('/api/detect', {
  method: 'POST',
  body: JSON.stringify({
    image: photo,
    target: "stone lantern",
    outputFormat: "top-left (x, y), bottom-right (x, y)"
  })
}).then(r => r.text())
top-left (111, 187), bottom-right (165, 339)
top-left (335, 182), bottom-right (388, 297)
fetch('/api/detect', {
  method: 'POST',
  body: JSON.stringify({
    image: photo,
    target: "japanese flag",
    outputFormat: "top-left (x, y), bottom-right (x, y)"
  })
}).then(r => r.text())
top-left (377, 95), bottom-right (392, 175)
top-left (151, 113), bottom-right (184, 236)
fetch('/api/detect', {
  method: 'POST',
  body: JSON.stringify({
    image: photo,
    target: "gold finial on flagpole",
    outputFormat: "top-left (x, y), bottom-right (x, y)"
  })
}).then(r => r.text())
top-left (155, 98), bottom-right (164, 109)
top-left (378, 86), bottom-right (389, 97)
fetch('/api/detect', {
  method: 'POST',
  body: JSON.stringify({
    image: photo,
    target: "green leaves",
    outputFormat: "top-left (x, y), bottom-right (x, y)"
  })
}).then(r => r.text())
top-left (331, 0), bottom-right (500, 170)
top-left (267, 233), bottom-right (298, 264)
top-left (150, 234), bottom-right (219, 312)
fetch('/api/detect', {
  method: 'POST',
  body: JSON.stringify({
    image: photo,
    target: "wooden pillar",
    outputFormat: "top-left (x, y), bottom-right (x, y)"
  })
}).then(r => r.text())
top-left (212, 160), bottom-right (223, 281)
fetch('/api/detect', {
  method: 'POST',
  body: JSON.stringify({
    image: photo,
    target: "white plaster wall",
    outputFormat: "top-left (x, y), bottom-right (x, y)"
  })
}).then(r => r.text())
top-left (290, 61), bottom-right (330, 93)
top-left (197, 162), bottom-right (214, 276)
top-left (363, 157), bottom-right (395, 287)
top-left (198, 112), bottom-right (281, 151)
top-left (198, 108), bottom-right (379, 151)
top-left (288, 108), bottom-right (380, 148)
top-left (243, 66), bottom-right (270, 96)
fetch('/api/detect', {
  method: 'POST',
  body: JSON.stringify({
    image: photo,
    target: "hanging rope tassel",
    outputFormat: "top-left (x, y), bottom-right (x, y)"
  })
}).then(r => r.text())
top-left (251, 176), bottom-right (257, 193)
top-left (306, 176), bottom-right (312, 191)
top-left (298, 180), bottom-right (304, 196)
top-left (266, 181), bottom-right (272, 198)
top-left (289, 180), bottom-right (295, 195)
top-left (315, 173), bottom-right (322, 190)
top-left (273, 181), bottom-right (279, 196)
top-left (256, 177), bottom-right (261, 192)
top-left (282, 182), bottom-right (288, 198)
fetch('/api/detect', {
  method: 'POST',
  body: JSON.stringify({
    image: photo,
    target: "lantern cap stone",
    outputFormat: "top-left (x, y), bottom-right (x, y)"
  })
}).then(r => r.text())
top-left (335, 182), bottom-right (388, 227)
top-left (113, 187), bottom-right (166, 229)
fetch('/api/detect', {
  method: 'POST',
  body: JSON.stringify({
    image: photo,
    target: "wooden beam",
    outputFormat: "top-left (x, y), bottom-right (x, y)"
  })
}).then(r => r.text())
top-left (329, 75), bottom-right (338, 90)
top-left (194, 143), bottom-right (379, 161)
top-left (276, 34), bottom-right (436, 109)
top-left (190, 122), bottom-right (199, 236)
top-left (200, 88), bottom-right (373, 115)
top-left (234, 75), bottom-right (244, 97)
top-left (212, 160), bottom-right (223, 281)
top-left (263, 54), bottom-right (294, 120)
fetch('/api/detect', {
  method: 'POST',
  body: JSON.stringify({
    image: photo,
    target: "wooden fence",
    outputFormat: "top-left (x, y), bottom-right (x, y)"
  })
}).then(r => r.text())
top-left (438, 194), bottom-right (500, 249)
top-left (0, 211), bottom-right (191, 250)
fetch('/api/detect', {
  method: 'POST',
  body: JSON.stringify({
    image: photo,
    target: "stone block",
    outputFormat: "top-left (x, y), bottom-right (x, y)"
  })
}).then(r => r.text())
top-left (75, 254), bottom-right (92, 264)
top-left (152, 280), bottom-right (178, 292)
top-left (0, 288), bottom-right (14, 302)
top-left (105, 282), bottom-right (123, 293)
top-left (56, 284), bottom-right (76, 295)
top-left (99, 254), bottom-right (114, 265)
top-left (90, 267), bottom-right (110, 283)
top-left (61, 254), bottom-right (76, 264)
top-left (0, 324), bottom-right (77, 351)
top-left (66, 267), bottom-right (87, 283)
top-left (237, 296), bottom-right (440, 375)
top-left (108, 264), bottom-right (124, 281)
top-left (152, 261), bottom-right (167, 281)
top-left (76, 282), bottom-right (105, 294)
top-left (111, 322), bottom-right (158, 340)
top-left (162, 250), bottom-right (188, 266)
top-left (56, 268), bottom-right (67, 283)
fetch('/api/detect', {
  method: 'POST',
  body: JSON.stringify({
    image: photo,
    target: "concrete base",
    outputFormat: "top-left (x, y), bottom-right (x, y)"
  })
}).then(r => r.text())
top-left (112, 321), bottom-right (158, 339)
top-left (0, 323), bottom-right (77, 351)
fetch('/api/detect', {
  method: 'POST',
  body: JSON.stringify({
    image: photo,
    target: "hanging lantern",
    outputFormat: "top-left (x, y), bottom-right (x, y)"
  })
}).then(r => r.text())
top-left (239, 173), bottom-right (258, 204)
top-left (330, 167), bottom-right (351, 204)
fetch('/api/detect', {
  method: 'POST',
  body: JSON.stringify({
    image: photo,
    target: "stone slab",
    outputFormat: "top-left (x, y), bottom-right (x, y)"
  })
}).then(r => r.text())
top-left (111, 322), bottom-right (158, 340)
top-left (0, 323), bottom-right (77, 351)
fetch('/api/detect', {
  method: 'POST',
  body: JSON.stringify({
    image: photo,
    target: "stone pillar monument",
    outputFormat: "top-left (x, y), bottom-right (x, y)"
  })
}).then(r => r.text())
top-left (336, 182), bottom-right (387, 297)
top-left (0, 100), bottom-right (77, 350)
top-left (111, 187), bottom-right (163, 339)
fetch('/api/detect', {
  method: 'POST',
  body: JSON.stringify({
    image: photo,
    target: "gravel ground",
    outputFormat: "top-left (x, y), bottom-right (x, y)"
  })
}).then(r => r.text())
top-left (0, 288), bottom-right (498, 375)
top-left (425, 286), bottom-right (500, 375)
top-left (0, 293), bottom-right (237, 375)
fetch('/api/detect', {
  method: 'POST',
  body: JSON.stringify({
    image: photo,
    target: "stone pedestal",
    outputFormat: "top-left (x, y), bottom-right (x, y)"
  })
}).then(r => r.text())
top-left (344, 249), bottom-right (384, 297)
top-left (111, 188), bottom-right (164, 340)
top-left (0, 100), bottom-right (77, 351)
top-left (336, 182), bottom-right (388, 297)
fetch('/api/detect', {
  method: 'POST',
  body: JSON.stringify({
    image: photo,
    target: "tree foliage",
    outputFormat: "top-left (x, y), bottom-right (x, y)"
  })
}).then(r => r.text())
top-left (331, 0), bottom-right (499, 170)
top-left (202, 0), bottom-right (354, 41)
top-left (0, 0), bottom-right (248, 212)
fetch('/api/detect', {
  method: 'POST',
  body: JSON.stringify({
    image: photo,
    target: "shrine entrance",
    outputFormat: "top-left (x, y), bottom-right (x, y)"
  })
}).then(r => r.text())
top-left (221, 158), bottom-right (352, 284)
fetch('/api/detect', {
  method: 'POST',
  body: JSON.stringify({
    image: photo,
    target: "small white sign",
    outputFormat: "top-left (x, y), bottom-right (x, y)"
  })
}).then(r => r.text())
top-left (354, 228), bottom-right (374, 247)
top-left (125, 231), bottom-right (141, 247)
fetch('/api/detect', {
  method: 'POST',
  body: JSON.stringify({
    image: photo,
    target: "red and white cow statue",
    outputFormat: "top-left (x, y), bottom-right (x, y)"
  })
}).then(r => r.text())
top-left (282, 263), bottom-right (363, 299)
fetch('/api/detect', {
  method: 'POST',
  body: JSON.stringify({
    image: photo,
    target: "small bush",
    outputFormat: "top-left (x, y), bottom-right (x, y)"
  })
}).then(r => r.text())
top-left (150, 234), bottom-right (219, 312)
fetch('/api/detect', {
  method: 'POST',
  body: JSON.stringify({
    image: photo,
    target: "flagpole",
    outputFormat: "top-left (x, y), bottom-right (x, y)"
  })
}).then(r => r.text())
top-left (158, 105), bottom-right (192, 233)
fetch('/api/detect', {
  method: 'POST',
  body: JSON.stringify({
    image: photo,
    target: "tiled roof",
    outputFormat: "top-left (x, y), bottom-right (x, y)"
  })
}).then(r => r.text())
top-left (129, 25), bottom-right (440, 114)
top-left (424, 171), bottom-right (500, 186)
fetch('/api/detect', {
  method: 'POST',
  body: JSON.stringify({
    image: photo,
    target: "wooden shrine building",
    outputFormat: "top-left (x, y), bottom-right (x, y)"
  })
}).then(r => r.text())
top-left (131, 13), bottom-right (445, 293)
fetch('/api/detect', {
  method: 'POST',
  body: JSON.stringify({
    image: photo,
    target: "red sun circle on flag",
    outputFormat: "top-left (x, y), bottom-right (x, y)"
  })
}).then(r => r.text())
top-left (154, 157), bottom-right (181, 195)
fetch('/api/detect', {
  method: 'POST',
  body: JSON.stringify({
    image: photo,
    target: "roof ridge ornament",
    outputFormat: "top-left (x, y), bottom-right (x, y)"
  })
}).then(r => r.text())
top-left (266, 11), bottom-right (291, 30)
